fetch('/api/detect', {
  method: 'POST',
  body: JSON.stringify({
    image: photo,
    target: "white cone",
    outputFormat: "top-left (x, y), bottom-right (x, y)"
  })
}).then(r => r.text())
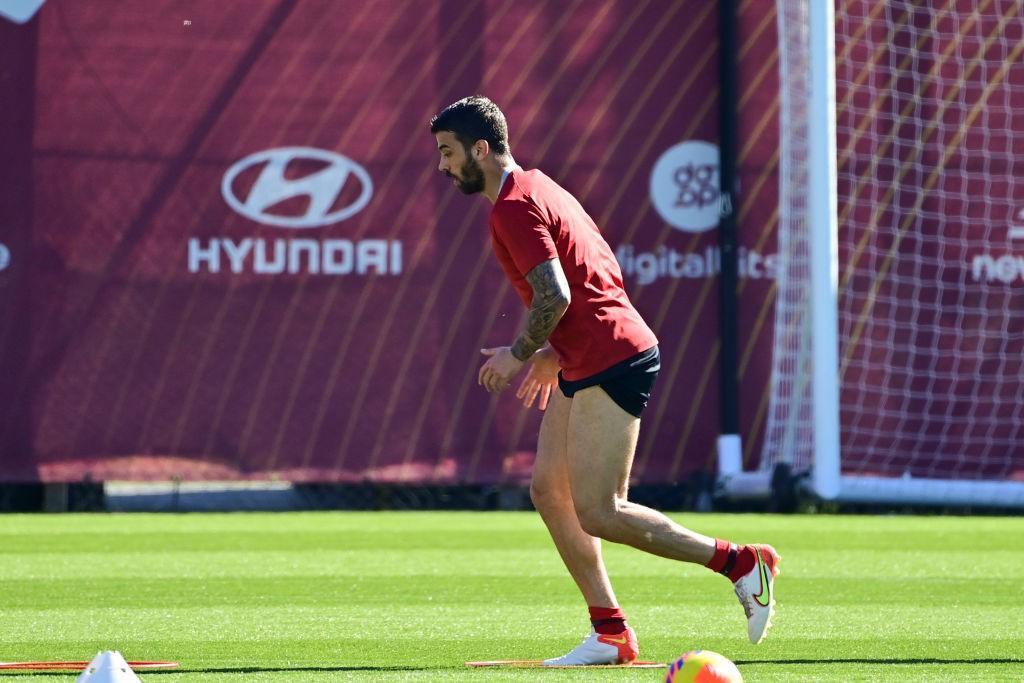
top-left (75, 651), bottom-right (143, 683)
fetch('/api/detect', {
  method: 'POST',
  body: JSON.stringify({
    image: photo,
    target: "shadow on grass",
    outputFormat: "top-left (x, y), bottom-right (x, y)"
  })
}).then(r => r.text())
top-left (3, 660), bottom-right (1021, 676)
top-left (735, 658), bottom-right (1023, 666)
top-left (0, 666), bottom-right (435, 677)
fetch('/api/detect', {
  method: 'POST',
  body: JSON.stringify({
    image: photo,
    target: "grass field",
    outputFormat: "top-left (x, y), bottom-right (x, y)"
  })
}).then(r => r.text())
top-left (1, 512), bottom-right (1022, 682)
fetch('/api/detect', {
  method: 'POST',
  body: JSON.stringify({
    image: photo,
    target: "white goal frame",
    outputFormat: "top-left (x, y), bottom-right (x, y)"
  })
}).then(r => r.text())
top-left (719, 0), bottom-right (1024, 508)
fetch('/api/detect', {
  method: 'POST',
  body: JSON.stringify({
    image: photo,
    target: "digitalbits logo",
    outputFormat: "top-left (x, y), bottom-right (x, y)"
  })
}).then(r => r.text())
top-left (221, 147), bottom-right (373, 228)
top-left (650, 141), bottom-right (720, 233)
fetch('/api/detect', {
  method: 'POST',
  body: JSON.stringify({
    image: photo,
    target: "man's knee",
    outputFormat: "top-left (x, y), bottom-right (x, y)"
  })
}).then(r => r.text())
top-left (574, 501), bottom-right (617, 539)
top-left (530, 476), bottom-right (570, 513)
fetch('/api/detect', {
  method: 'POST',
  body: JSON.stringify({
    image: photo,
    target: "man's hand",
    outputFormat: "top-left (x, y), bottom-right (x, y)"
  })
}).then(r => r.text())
top-left (478, 347), bottom-right (526, 393)
top-left (515, 346), bottom-right (560, 410)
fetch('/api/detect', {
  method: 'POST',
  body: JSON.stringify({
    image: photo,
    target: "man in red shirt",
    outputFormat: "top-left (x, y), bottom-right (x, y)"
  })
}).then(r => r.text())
top-left (431, 96), bottom-right (780, 665)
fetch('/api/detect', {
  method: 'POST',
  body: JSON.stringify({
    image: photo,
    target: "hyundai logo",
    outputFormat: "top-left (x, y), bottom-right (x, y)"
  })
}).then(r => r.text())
top-left (221, 147), bottom-right (373, 228)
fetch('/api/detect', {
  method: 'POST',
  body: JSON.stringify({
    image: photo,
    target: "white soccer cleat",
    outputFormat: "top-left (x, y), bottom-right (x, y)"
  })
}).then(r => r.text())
top-left (733, 544), bottom-right (781, 644)
top-left (542, 627), bottom-right (639, 666)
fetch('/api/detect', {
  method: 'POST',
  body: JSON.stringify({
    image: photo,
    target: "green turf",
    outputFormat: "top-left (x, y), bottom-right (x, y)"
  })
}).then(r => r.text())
top-left (0, 512), bottom-right (1022, 681)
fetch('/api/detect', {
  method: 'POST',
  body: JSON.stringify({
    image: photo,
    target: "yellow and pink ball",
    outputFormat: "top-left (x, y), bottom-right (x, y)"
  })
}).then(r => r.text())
top-left (665, 650), bottom-right (743, 683)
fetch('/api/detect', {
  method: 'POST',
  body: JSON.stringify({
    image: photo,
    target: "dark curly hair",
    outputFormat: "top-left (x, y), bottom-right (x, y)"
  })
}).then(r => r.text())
top-left (430, 95), bottom-right (510, 156)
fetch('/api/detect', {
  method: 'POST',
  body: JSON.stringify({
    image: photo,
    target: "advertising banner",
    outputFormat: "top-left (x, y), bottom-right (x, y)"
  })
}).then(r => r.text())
top-left (0, 1), bottom-right (779, 483)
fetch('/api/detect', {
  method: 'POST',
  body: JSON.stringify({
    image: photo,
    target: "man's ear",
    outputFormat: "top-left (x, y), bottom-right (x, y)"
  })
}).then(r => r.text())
top-left (473, 139), bottom-right (490, 160)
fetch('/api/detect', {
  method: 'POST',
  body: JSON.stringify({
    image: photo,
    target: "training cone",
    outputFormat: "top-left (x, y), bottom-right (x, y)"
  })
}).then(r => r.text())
top-left (75, 651), bottom-right (143, 683)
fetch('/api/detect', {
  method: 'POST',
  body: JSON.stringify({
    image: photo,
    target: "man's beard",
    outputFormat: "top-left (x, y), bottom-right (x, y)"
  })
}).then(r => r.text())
top-left (448, 156), bottom-right (486, 195)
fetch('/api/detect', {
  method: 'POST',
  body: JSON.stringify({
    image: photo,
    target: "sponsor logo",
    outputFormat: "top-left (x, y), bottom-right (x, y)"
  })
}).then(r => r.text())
top-left (0, 0), bottom-right (46, 24)
top-left (970, 253), bottom-right (1024, 284)
top-left (966, 207), bottom-right (1024, 284)
top-left (752, 548), bottom-right (772, 607)
top-left (195, 149), bottom-right (399, 277)
top-left (0, 243), bottom-right (9, 271)
top-left (616, 244), bottom-right (777, 284)
top-left (650, 141), bottom-right (720, 233)
top-left (1010, 207), bottom-right (1024, 240)
top-left (188, 238), bottom-right (401, 275)
top-left (599, 636), bottom-right (629, 645)
top-left (221, 147), bottom-right (372, 228)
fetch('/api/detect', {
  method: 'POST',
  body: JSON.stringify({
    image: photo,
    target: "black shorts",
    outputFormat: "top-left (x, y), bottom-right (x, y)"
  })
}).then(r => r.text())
top-left (558, 346), bottom-right (660, 418)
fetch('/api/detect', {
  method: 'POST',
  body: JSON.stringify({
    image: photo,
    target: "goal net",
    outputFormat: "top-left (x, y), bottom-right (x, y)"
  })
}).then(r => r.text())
top-left (753, 0), bottom-right (1024, 506)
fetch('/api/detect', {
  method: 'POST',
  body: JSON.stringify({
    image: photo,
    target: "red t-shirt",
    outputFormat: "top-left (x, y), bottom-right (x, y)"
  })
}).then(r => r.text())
top-left (489, 169), bottom-right (658, 381)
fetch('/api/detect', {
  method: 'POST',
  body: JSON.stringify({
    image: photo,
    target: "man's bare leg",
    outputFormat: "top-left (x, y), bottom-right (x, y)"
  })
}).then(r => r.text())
top-left (530, 389), bottom-right (618, 607)
top-left (566, 385), bottom-right (716, 564)
top-left (566, 386), bottom-right (782, 645)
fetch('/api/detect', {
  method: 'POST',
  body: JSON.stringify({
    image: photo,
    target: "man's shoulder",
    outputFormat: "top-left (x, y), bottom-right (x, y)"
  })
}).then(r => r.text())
top-left (491, 187), bottom-right (543, 224)
top-left (512, 168), bottom-right (559, 195)
top-left (499, 170), bottom-right (564, 208)
top-left (492, 169), bottom-right (569, 228)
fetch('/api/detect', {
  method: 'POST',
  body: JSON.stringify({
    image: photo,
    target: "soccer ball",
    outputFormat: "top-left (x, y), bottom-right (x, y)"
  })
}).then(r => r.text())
top-left (665, 650), bottom-right (743, 683)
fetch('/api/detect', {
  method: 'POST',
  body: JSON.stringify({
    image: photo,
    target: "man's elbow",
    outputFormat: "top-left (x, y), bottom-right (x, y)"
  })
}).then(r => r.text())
top-left (553, 290), bottom-right (571, 315)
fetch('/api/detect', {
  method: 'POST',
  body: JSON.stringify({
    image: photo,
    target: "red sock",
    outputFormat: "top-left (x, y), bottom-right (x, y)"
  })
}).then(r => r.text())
top-left (727, 545), bottom-right (757, 581)
top-left (705, 539), bottom-right (757, 582)
top-left (589, 606), bottom-right (627, 635)
top-left (705, 538), bottom-right (736, 573)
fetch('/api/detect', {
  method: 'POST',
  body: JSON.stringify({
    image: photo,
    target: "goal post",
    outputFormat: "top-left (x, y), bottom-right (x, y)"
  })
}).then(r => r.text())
top-left (724, 0), bottom-right (1024, 508)
top-left (807, 0), bottom-right (841, 502)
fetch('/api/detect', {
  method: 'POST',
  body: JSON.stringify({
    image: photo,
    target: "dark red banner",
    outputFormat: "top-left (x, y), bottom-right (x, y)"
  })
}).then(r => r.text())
top-left (0, 0), bottom-right (780, 483)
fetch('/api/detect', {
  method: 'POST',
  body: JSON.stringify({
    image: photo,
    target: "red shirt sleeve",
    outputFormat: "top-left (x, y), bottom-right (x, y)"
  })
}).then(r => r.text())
top-left (490, 197), bottom-right (558, 275)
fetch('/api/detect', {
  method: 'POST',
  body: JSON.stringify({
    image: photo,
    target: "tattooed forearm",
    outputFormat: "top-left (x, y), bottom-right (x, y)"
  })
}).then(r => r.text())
top-left (511, 259), bottom-right (570, 361)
